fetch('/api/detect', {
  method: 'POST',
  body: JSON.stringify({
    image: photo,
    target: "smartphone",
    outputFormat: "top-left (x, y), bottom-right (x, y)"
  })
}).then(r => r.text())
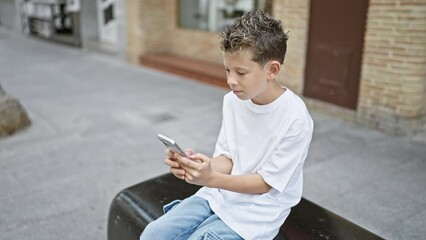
top-left (157, 134), bottom-right (189, 158)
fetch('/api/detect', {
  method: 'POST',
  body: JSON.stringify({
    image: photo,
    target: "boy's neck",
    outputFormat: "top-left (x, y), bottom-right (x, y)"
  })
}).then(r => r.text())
top-left (252, 81), bottom-right (285, 105)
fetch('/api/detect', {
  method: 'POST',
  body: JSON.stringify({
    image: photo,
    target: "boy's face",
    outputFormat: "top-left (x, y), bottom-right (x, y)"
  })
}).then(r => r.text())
top-left (223, 49), bottom-right (271, 104)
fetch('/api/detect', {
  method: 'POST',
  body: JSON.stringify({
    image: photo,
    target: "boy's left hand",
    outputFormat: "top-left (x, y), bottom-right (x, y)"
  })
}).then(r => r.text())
top-left (176, 153), bottom-right (214, 187)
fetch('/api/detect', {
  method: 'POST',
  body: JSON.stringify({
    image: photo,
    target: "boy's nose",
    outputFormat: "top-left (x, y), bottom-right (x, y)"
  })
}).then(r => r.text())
top-left (227, 76), bottom-right (238, 86)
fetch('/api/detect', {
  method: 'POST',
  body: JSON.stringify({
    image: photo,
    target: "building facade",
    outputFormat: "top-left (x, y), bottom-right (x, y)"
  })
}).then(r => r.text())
top-left (126, 0), bottom-right (426, 135)
top-left (1, 0), bottom-right (127, 57)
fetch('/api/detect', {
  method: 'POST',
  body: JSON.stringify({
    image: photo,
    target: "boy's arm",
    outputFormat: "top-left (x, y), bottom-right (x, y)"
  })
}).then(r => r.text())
top-left (209, 172), bottom-right (272, 194)
top-left (210, 155), bottom-right (271, 194)
top-left (210, 154), bottom-right (233, 174)
top-left (177, 153), bottom-right (272, 194)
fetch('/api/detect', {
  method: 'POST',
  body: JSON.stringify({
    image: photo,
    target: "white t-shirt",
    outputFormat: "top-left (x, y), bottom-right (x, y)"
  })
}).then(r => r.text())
top-left (195, 88), bottom-right (314, 240)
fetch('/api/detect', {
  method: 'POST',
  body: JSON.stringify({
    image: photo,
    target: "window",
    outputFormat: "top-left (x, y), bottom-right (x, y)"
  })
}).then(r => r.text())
top-left (104, 4), bottom-right (114, 25)
top-left (178, 0), bottom-right (272, 32)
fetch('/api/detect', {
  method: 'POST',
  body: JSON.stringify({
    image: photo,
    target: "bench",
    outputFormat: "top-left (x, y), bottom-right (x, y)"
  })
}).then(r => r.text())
top-left (107, 173), bottom-right (383, 240)
top-left (139, 53), bottom-right (228, 89)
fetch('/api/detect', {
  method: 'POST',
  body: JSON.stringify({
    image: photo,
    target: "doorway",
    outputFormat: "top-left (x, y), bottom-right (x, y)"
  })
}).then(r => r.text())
top-left (97, 0), bottom-right (118, 45)
top-left (303, 0), bottom-right (369, 109)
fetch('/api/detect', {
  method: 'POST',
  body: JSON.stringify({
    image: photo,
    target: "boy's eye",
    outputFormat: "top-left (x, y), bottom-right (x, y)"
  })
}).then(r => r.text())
top-left (237, 72), bottom-right (246, 76)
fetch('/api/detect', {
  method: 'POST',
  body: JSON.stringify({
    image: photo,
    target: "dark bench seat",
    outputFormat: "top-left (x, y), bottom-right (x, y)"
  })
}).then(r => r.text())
top-left (107, 173), bottom-right (383, 240)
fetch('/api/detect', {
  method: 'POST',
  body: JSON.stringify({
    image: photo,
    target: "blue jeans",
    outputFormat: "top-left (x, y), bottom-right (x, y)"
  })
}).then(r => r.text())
top-left (139, 196), bottom-right (243, 240)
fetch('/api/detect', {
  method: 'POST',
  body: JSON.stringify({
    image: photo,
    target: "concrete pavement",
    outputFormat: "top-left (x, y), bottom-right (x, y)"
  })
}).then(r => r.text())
top-left (1, 27), bottom-right (425, 240)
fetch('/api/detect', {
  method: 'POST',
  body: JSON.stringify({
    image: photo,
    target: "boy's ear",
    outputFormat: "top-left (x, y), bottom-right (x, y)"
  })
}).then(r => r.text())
top-left (267, 60), bottom-right (281, 81)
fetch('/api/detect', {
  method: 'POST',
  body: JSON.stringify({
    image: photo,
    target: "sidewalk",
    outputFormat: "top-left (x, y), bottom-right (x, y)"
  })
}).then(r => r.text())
top-left (1, 27), bottom-right (425, 240)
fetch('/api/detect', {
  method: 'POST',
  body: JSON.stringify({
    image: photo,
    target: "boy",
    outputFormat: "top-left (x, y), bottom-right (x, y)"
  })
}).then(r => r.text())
top-left (140, 9), bottom-right (313, 240)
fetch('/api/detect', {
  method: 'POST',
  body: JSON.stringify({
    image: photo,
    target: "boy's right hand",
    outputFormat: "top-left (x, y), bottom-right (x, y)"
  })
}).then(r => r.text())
top-left (165, 148), bottom-right (195, 180)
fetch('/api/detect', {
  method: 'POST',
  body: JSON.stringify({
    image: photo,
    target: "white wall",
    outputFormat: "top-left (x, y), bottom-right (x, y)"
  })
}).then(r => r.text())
top-left (0, 0), bottom-right (17, 29)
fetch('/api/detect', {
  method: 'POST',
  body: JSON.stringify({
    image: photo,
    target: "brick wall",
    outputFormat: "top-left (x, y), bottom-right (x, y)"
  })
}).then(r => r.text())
top-left (170, 28), bottom-right (223, 64)
top-left (358, 0), bottom-right (426, 134)
top-left (126, 0), bottom-right (173, 63)
top-left (274, 0), bottom-right (310, 93)
top-left (126, 0), bottom-right (222, 65)
top-left (126, 0), bottom-right (142, 63)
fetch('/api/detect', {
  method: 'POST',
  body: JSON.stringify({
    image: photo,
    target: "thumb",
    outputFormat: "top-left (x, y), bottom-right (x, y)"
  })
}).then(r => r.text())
top-left (184, 148), bottom-right (195, 156)
top-left (190, 153), bottom-right (209, 163)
